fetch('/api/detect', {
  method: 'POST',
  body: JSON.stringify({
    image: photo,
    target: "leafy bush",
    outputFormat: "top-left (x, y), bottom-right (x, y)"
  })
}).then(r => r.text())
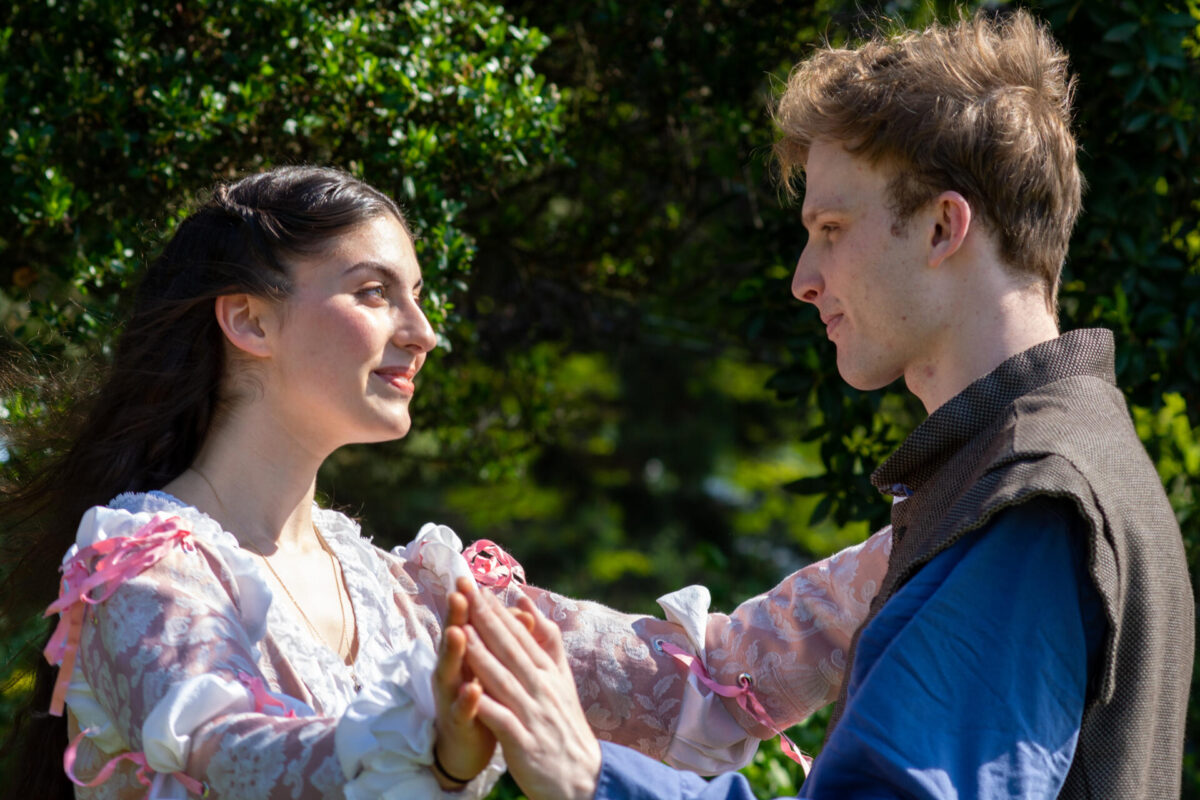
top-left (2, 0), bottom-right (1198, 797)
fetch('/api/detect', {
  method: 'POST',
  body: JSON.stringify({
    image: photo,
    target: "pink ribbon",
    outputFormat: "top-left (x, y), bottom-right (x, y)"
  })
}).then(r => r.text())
top-left (237, 671), bottom-right (296, 718)
top-left (43, 515), bottom-right (195, 716)
top-left (463, 539), bottom-right (526, 588)
top-left (659, 641), bottom-right (812, 775)
top-left (65, 727), bottom-right (207, 798)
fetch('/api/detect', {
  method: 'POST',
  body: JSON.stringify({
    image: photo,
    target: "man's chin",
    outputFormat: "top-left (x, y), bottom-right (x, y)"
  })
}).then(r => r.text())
top-left (836, 361), bottom-right (902, 392)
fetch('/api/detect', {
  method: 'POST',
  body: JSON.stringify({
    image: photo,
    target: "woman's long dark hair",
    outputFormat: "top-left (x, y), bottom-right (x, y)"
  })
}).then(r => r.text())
top-left (0, 166), bottom-right (406, 797)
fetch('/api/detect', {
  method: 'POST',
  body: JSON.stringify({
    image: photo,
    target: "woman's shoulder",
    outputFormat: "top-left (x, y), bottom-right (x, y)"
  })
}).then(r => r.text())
top-left (70, 491), bottom-right (272, 641)
top-left (73, 490), bottom-right (236, 552)
top-left (107, 489), bottom-right (193, 516)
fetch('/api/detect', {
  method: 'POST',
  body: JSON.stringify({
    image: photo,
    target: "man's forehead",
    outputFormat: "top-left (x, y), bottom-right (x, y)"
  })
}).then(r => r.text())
top-left (801, 143), bottom-right (894, 213)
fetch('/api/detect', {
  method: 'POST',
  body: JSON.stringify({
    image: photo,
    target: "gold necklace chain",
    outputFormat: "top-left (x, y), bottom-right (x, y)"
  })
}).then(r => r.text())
top-left (187, 466), bottom-right (353, 663)
top-left (243, 527), bottom-right (350, 660)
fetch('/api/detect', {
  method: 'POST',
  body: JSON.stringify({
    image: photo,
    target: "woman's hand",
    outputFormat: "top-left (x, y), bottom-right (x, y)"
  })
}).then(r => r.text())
top-left (453, 576), bottom-right (601, 800)
top-left (432, 590), bottom-right (497, 790)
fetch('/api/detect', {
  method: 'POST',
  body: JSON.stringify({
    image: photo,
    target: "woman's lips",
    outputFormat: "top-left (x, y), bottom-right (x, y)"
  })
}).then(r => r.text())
top-left (374, 368), bottom-right (416, 396)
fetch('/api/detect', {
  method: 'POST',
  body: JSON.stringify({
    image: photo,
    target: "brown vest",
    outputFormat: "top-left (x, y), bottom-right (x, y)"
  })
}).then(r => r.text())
top-left (827, 329), bottom-right (1193, 799)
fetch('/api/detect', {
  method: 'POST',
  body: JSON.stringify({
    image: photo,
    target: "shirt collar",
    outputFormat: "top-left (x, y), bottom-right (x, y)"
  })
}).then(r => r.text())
top-left (871, 328), bottom-right (1117, 496)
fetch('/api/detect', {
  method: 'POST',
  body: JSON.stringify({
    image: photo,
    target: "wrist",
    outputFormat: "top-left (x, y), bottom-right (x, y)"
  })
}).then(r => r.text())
top-left (432, 742), bottom-right (475, 791)
top-left (560, 738), bottom-right (601, 800)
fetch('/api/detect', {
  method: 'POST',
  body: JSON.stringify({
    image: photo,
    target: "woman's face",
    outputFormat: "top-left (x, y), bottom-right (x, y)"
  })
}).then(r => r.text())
top-left (259, 214), bottom-right (438, 451)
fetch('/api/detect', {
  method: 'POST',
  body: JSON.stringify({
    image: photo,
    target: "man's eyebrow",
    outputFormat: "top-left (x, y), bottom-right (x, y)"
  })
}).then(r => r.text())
top-left (801, 204), bottom-right (847, 228)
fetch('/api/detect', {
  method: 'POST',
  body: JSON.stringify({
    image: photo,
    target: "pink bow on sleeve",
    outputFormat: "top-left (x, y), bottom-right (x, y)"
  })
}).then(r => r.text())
top-left (43, 514), bottom-right (195, 716)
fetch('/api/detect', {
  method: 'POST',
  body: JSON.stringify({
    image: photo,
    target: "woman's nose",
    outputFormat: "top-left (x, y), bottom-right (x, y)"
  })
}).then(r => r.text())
top-left (395, 300), bottom-right (438, 354)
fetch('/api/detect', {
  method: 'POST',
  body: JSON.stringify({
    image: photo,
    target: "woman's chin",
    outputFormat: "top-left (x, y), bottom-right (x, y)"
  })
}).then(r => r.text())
top-left (376, 417), bottom-right (414, 442)
top-left (340, 416), bottom-right (413, 446)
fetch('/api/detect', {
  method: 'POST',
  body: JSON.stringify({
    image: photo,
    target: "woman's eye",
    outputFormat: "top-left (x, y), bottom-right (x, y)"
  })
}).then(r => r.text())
top-left (358, 284), bottom-right (387, 300)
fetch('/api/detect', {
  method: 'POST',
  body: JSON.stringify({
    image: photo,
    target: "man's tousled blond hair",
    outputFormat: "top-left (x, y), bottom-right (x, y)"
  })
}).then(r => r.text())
top-left (775, 10), bottom-right (1083, 310)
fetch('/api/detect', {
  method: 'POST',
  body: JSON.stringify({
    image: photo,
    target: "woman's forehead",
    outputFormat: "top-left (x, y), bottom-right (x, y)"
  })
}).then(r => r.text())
top-left (296, 216), bottom-right (421, 282)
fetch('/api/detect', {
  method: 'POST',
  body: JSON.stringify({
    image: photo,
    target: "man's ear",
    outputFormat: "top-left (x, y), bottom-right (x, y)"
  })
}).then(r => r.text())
top-left (928, 190), bottom-right (972, 269)
top-left (215, 294), bottom-right (274, 358)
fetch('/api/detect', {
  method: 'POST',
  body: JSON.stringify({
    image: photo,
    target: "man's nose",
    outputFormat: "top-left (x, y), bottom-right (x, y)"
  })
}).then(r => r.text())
top-left (791, 248), bottom-right (822, 303)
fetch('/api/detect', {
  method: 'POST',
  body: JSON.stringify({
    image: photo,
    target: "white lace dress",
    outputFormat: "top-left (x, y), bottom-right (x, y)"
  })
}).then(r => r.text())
top-left (50, 491), bottom-right (891, 799)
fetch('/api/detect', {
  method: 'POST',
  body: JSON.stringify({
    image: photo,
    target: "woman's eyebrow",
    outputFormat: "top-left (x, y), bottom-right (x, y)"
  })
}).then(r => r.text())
top-left (344, 261), bottom-right (424, 293)
top-left (343, 260), bottom-right (404, 283)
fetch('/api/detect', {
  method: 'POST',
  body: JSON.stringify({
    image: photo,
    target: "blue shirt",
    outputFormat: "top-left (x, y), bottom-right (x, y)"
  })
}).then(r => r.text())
top-left (593, 500), bottom-right (1104, 800)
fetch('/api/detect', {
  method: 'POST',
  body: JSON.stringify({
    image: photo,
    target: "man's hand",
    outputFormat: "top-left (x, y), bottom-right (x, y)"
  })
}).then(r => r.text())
top-left (452, 576), bottom-right (601, 800)
top-left (432, 589), bottom-right (497, 789)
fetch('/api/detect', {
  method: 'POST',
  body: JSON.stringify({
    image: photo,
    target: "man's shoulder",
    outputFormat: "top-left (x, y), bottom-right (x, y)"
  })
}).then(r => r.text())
top-left (1007, 371), bottom-right (1139, 450)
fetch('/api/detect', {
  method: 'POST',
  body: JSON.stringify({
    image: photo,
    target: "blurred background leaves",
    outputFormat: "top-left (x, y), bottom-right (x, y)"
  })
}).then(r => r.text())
top-left (1, 0), bottom-right (1197, 796)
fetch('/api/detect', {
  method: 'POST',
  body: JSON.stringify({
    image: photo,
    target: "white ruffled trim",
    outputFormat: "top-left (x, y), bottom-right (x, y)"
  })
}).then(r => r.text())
top-left (63, 499), bottom-right (277, 756)
top-left (657, 585), bottom-right (711, 667)
top-left (655, 585), bottom-right (760, 775)
top-left (335, 638), bottom-right (503, 799)
top-left (63, 671), bottom-right (125, 754)
top-left (143, 675), bottom-right (254, 772)
top-left (80, 495), bottom-right (503, 798)
top-left (395, 522), bottom-right (475, 600)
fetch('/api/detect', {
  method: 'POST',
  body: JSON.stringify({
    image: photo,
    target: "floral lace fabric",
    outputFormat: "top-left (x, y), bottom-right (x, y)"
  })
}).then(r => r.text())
top-left (58, 491), bottom-right (890, 798)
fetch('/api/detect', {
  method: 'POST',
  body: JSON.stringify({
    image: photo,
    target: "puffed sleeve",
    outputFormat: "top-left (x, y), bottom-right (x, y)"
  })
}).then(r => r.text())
top-left (423, 525), bottom-right (890, 776)
top-left (659, 527), bottom-right (892, 772)
top-left (58, 508), bottom-right (496, 800)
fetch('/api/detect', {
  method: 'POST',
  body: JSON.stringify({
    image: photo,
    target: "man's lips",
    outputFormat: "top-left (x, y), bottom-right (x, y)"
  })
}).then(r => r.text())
top-left (822, 313), bottom-right (844, 338)
top-left (373, 367), bottom-right (417, 395)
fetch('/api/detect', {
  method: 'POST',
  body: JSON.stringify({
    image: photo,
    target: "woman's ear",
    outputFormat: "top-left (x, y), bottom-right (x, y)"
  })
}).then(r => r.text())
top-left (928, 191), bottom-right (972, 269)
top-left (214, 294), bottom-right (274, 358)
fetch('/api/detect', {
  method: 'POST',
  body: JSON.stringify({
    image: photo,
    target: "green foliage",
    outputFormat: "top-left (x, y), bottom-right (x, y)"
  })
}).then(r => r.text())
top-left (3, 0), bottom-right (1199, 797)
top-left (0, 0), bottom-right (562, 787)
top-left (0, 0), bottom-right (562, 358)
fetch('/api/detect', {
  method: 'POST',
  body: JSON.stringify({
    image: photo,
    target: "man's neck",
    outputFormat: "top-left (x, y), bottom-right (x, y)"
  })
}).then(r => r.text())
top-left (904, 283), bottom-right (1060, 414)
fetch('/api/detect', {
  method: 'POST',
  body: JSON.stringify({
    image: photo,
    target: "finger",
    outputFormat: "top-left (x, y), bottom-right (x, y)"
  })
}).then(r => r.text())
top-left (451, 679), bottom-right (483, 724)
top-left (447, 591), bottom-right (469, 628)
top-left (435, 625), bottom-right (467, 699)
top-left (510, 607), bottom-right (536, 633)
top-left (515, 594), bottom-right (568, 665)
top-left (467, 587), bottom-right (545, 679)
top-left (472, 691), bottom-right (532, 752)
top-left (482, 587), bottom-right (558, 669)
top-left (462, 623), bottom-right (538, 713)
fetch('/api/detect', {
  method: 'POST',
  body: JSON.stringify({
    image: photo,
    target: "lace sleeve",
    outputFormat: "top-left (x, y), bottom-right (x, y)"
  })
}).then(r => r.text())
top-left (392, 522), bottom-right (890, 777)
top-left (517, 586), bottom-right (698, 761)
top-left (66, 507), bottom-right (347, 799)
top-left (701, 525), bottom-right (893, 733)
top-left (480, 527), bottom-right (892, 775)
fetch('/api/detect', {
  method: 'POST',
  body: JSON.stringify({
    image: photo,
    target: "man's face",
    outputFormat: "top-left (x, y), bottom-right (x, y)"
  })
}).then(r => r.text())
top-left (792, 139), bottom-right (941, 391)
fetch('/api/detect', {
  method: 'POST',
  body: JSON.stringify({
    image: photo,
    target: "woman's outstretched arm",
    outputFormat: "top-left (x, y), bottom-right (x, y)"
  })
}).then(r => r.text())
top-left (455, 577), bottom-right (769, 800)
top-left (487, 525), bottom-right (891, 771)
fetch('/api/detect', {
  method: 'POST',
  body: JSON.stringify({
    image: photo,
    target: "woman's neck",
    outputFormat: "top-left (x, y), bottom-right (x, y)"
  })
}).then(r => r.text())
top-left (162, 403), bottom-right (328, 553)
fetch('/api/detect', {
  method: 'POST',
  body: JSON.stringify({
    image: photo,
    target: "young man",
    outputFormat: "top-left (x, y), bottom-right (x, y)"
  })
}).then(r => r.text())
top-left (453, 10), bottom-right (1194, 799)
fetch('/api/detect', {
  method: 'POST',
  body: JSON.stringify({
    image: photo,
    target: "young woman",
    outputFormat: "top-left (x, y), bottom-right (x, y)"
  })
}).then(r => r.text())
top-left (1, 166), bottom-right (891, 798)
